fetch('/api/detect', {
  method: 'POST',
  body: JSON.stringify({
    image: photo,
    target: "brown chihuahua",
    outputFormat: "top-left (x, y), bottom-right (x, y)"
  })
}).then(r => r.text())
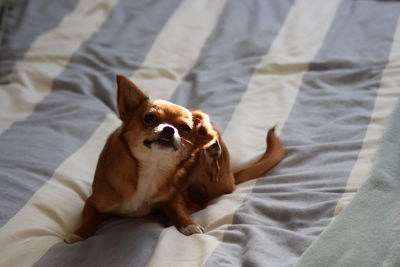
top-left (65, 75), bottom-right (284, 243)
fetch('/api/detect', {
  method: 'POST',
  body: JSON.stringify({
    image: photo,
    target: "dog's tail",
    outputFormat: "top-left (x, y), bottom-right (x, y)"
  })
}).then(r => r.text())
top-left (234, 127), bottom-right (284, 185)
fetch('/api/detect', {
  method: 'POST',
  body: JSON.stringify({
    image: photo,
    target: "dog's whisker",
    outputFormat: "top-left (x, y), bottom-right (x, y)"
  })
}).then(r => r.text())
top-left (182, 138), bottom-right (193, 145)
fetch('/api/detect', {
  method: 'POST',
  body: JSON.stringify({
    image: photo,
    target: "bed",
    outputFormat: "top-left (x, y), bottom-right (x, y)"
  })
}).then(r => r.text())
top-left (1, 0), bottom-right (400, 266)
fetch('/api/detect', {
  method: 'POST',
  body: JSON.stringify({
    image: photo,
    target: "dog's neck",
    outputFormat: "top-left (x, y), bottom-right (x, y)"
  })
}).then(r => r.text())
top-left (136, 149), bottom-right (179, 178)
top-left (112, 131), bottom-right (180, 216)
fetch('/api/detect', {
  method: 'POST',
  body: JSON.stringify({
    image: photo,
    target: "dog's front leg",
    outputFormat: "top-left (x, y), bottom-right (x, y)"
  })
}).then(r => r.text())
top-left (164, 195), bottom-right (205, 235)
top-left (64, 198), bottom-right (107, 243)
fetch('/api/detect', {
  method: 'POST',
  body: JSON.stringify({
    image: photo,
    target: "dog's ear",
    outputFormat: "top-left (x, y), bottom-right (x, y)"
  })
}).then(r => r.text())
top-left (116, 75), bottom-right (149, 122)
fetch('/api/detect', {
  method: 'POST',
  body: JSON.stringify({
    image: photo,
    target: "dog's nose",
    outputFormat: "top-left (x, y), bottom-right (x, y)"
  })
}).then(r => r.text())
top-left (161, 126), bottom-right (175, 138)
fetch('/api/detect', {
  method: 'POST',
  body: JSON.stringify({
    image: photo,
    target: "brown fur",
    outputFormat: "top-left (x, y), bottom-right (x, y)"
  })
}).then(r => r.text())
top-left (173, 117), bottom-right (284, 221)
top-left (65, 75), bottom-right (284, 243)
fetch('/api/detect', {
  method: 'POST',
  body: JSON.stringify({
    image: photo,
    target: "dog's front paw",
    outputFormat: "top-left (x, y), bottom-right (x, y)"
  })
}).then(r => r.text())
top-left (64, 233), bottom-right (84, 244)
top-left (179, 224), bottom-right (205, 235)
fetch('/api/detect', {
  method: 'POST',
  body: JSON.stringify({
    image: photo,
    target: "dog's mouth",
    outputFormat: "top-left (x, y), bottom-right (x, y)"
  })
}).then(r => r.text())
top-left (143, 137), bottom-right (179, 151)
top-left (143, 124), bottom-right (181, 152)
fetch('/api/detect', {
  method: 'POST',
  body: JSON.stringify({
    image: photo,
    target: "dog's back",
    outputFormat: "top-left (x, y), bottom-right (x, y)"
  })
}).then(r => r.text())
top-left (175, 121), bottom-right (284, 214)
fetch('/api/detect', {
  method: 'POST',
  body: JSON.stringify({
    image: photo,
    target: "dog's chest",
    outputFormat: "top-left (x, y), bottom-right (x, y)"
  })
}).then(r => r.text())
top-left (117, 158), bottom-right (176, 216)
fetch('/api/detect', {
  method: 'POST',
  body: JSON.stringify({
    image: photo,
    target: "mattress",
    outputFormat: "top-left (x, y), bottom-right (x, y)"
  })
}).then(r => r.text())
top-left (1, 0), bottom-right (400, 266)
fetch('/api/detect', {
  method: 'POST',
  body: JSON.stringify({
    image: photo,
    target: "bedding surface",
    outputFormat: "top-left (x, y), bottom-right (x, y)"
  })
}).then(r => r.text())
top-left (296, 99), bottom-right (400, 267)
top-left (1, 0), bottom-right (400, 266)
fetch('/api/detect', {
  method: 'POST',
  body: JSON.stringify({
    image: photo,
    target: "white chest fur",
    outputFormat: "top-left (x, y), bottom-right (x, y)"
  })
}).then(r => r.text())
top-left (117, 149), bottom-right (178, 216)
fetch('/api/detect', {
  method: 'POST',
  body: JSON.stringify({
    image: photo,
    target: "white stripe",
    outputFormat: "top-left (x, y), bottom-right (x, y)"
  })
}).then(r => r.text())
top-left (0, 0), bottom-right (119, 135)
top-left (146, 1), bottom-right (343, 266)
top-left (0, 114), bottom-right (120, 267)
top-left (334, 18), bottom-right (400, 216)
top-left (130, 0), bottom-right (227, 101)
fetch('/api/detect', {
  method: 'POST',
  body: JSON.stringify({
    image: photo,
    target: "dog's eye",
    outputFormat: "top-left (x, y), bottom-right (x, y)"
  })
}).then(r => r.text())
top-left (179, 124), bottom-right (191, 133)
top-left (143, 114), bottom-right (158, 125)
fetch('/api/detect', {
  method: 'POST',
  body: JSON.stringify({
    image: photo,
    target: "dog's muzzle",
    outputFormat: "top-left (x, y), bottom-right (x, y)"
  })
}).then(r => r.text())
top-left (144, 125), bottom-right (180, 151)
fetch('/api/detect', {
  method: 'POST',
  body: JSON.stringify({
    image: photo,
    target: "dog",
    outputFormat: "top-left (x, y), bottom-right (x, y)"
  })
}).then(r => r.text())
top-left (64, 75), bottom-right (284, 243)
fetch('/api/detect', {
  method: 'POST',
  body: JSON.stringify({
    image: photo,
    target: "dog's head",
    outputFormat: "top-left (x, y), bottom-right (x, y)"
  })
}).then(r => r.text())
top-left (116, 75), bottom-right (194, 162)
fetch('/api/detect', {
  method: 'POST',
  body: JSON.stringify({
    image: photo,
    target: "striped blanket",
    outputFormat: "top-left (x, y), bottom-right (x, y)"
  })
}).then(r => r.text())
top-left (1, 0), bottom-right (399, 266)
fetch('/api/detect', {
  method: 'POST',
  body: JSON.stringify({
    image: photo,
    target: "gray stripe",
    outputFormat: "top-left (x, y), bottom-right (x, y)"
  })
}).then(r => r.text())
top-left (170, 0), bottom-right (295, 132)
top-left (206, 1), bottom-right (400, 266)
top-left (36, 215), bottom-right (166, 267)
top-left (0, 0), bottom-right (79, 83)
